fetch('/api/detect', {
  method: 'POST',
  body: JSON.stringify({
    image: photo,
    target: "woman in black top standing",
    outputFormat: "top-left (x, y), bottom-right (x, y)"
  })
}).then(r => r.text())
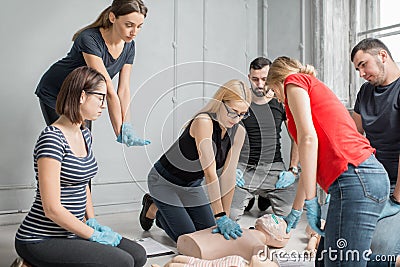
top-left (35, 0), bottom-right (149, 147)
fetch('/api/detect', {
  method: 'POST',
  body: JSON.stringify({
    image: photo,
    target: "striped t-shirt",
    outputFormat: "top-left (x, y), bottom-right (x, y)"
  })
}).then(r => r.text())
top-left (16, 126), bottom-right (98, 243)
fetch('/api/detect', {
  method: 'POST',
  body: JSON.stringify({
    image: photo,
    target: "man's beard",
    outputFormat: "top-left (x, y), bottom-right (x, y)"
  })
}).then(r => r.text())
top-left (370, 60), bottom-right (386, 86)
top-left (251, 84), bottom-right (265, 97)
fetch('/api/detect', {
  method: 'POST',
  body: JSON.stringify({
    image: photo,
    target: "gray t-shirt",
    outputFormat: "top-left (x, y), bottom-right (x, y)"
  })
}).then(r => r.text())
top-left (354, 78), bottom-right (400, 182)
top-left (35, 27), bottom-right (135, 109)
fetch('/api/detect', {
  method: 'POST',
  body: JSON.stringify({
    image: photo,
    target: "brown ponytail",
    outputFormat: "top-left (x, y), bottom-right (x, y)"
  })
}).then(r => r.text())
top-left (72, 0), bottom-right (148, 41)
top-left (72, 6), bottom-right (112, 41)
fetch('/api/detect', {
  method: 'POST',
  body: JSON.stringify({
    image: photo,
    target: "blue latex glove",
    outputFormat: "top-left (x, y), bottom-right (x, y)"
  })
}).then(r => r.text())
top-left (89, 229), bottom-right (122, 246)
top-left (116, 122), bottom-right (151, 147)
top-left (212, 215), bottom-right (243, 240)
top-left (305, 197), bottom-right (325, 237)
top-left (283, 208), bottom-right (303, 233)
top-left (378, 197), bottom-right (400, 221)
top-left (86, 218), bottom-right (112, 233)
top-left (275, 171), bottom-right (296, 189)
top-left (235, 169), bottom-right (245, 187)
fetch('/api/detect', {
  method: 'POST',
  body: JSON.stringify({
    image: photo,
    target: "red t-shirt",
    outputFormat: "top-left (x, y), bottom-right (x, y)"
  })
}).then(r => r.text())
top-left (284, 73), bottom-right (374, 192)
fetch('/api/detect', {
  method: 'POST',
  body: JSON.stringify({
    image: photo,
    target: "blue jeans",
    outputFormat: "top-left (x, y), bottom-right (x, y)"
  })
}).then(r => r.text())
top-left (319, 155), bottom-right (390, 267)
top-left (148, 165), bottom-right (215, 242)
top-left (371, 184), bottom-right (400, 257)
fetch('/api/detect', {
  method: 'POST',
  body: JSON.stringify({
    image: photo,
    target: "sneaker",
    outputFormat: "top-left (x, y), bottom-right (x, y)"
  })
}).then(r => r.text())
top-left (244, 197), bottom-right (255, 211)
top-left (258, 196), bottom-right (271, 211)
top-left (139, 193), bottom-right (155, 231)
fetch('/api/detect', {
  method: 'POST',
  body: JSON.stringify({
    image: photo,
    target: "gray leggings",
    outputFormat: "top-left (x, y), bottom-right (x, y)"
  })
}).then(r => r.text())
top-left (15, 237), bottom-right (147, 267)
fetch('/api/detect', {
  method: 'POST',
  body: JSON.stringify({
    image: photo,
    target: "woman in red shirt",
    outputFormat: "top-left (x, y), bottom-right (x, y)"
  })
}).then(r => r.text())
top-left (266, 56), bottom-right (390, 267)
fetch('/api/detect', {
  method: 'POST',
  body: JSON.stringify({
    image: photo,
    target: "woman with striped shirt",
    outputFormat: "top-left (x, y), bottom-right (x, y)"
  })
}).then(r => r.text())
top-left (15, 66), bottom-right (146, 267)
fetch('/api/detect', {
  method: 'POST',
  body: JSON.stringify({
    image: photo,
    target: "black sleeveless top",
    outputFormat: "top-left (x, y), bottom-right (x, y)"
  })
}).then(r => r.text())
top-left (158, 113), bottom-right (238, 184)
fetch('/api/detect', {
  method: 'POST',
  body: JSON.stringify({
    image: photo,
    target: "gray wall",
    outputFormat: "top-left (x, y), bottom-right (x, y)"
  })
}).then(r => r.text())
top-left (0, 1), bottom-right (107, 218)
top-left (0, 0), bottom-right (315, 222)
top-left (267, 0), bottom-right (312, 63)
top-left (266, 0), bottom-right (313, 169)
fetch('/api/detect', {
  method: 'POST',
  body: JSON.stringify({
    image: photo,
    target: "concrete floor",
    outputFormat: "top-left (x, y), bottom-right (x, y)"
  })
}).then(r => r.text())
top-left (1, 205), bottom-right (312, 267)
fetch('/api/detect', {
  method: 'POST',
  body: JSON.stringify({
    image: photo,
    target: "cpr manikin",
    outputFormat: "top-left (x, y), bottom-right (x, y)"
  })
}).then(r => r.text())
top-left (169, 214), bottom-right (289, 266)
top-left (255, 214), bottom-right (291, 248)
top-left (152, 255), bottom-right (278, 267)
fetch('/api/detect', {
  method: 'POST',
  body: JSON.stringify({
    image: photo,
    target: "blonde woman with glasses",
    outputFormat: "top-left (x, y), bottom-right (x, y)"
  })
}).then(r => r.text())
top-left (139, 80), bottom-right (252, 242)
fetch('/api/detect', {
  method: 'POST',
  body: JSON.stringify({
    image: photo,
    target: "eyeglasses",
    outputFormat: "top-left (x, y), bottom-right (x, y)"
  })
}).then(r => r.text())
top-left (222, 102), bottom-right (250, 119)
top-left (85, 91), bottom-right (106, 106)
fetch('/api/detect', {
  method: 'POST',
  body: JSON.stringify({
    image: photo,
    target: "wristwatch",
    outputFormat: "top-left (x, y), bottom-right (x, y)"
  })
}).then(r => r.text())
top-left (288, 166), bottom-right (299, 175)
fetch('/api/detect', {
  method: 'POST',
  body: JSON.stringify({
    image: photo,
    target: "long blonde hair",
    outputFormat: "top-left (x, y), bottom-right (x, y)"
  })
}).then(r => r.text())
top-left (266, 56), bottom-right (316, 87)
top-left (199, 79), bottom-right (252, 116)
top-left (72, 0), bottom-right (147, 41)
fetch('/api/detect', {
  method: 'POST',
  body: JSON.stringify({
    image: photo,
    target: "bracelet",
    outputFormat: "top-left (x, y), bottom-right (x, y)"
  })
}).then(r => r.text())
top-left (390, 194), bottom-right (400, 205)
top-left (214, 212), bottom-right (226, 218)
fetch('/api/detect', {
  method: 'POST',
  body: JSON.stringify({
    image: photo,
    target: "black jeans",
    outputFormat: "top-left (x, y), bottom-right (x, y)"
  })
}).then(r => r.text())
top-left (15, 237), bottom-right (147, 267)
top-left (148, 163), bottom-right (215, 242)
